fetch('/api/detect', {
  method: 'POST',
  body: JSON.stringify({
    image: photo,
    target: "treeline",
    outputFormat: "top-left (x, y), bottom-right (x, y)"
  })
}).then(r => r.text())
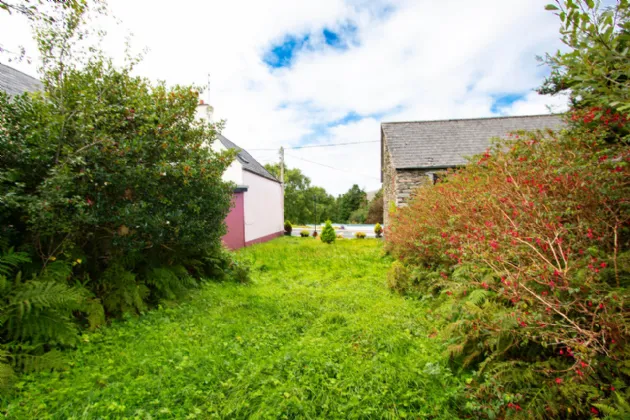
top-left (265, 164), bottom-right (383, 224)
top-left (0, 3), bottom-right (245, 388)
top-left (386, 1), bottom-right (630, 418)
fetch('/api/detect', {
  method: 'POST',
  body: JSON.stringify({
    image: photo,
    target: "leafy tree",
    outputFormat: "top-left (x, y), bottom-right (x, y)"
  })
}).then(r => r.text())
top-left (338, 184), bottom-right (367, 223)
top-left (348, 206), bottom-right (368, 223)
top-left (0, 0), bottom-right (241, 382)
top-left (320, 220), bottom-right (336, 244)
top-left (539, 0), bottom-right (630, 114)
top-left (265, 164), bottom-right (337, 224)
top-left (0, 1), bottom-right (105, 62)
top-left (366, 189), bottom-right (384, 224)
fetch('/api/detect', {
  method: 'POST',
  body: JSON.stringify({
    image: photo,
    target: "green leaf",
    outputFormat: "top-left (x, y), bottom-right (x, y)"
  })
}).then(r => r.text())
top-left (545, 4), bottom-right (560, 10)
top-left (585, 0), bottom-right (594, 8)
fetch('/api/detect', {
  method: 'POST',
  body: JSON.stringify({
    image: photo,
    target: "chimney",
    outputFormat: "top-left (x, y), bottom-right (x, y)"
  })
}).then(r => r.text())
top-left (196, 99), bottom-right (214, 123)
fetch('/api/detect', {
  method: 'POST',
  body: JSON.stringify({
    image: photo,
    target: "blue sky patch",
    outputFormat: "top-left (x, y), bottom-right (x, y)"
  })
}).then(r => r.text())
top-left (263, 22), bottom-right (360, 69)
top-left (323, 29), bottom-right (341, 46)
top-left (263, 35), bottom-right (311, 68)
top-left (491, 93), bottom-right (526, 113)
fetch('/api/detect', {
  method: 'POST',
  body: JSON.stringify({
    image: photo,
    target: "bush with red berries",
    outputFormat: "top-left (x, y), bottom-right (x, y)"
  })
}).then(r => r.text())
top-left (386, 120), bottom-right (629, 417)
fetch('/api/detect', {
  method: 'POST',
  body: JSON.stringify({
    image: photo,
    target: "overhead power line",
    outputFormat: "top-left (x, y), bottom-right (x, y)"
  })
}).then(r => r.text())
top-left (249, 140), bottom-right (379, 151)
top-left (285, 153), bottom-right (381, 181)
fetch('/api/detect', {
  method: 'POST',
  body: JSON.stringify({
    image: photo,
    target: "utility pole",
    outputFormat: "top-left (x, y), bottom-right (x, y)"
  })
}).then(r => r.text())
top-left (279, 146), bottom-right (284, 188)
top-left (207, 73), bottom-right (211, 103)
top-left (314, 195), bottom-right (318, 234)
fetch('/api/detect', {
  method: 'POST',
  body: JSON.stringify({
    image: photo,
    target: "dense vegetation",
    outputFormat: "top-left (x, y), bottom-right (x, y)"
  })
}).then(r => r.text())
top-left (0, 2), bottom-right (241, 387)
top-left (265, 163), bottom-right (383, 224)
top-left (1, 238), bottom-right (467, 418)
top-left (386, 1), bottom-right (630, 417)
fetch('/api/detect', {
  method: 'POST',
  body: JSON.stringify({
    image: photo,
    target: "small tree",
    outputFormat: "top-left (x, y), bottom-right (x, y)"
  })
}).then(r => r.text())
top-left (320, 220), bottom-right (336, 244)
top-left (374, 223), bottom-right (383, 238)
top-left (284, 221), bottom-right (292, 235)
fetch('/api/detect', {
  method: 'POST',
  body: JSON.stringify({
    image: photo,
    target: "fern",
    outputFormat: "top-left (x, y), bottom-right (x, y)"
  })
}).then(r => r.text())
top-left (0, 247), bottom-right (104, 387)
top-left (0, 347), bottom-right (14, 390)
top-left (0, 247), bottom-right (30, 276)
top-left (99, 264), bottom-right (148, 316)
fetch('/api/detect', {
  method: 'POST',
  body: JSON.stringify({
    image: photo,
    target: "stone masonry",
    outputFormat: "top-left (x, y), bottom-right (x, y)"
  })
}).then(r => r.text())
top-left (382, 138), bottom-right (440, 226)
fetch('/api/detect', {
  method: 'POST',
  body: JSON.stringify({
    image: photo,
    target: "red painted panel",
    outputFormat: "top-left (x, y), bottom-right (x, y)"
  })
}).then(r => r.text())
top-left (223, 192), bottom-right (245, 250)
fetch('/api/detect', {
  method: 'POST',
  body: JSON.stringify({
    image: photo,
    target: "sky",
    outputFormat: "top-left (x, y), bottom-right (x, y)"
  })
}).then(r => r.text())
top-left (0, 0), bottom-right (569, 196)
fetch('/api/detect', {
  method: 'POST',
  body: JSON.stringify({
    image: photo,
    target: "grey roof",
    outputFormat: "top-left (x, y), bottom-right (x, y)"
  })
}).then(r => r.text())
top-left (218, 135), bottom-right (280, 183)
top-left (0, 63), bottom-right (42, 96)
top-left (382, 114), bottom-right (565, 170)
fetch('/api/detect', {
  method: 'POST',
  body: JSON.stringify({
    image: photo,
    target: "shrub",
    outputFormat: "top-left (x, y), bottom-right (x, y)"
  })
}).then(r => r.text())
top-left (320, 220), bottom-right (336, 244)
top-left (386, 122), bottom-right (630, 418)
top-left (300, 230), bottom-right (310, 238)
top-left (336, 234), bottom-right (344, 239)
top-left (284, 221), bottom-right (293, 235)
top-left (312, 230), bottom-right (318, 238)
top-left (374, 223), bottom-right (383, 238)
top-left (0, 52), bottom-right (237, 379)
top-left (355, 232), bottom-right (366, 239)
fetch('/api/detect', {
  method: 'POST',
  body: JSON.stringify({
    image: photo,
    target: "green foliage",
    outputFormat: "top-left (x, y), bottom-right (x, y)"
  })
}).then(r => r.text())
top-left (366, 188), bottom-right (384, 224)
top-left (320, 220), bottom-right (336, 244)
top-left (386, 261), bottom-right (410, 293)
top-left (348, 206), bottom-right (368, 224)
top-left (300, 230), bottom-right (310, 238)
top-left (284, 220), bottom-right (292, 235)
top-left (0, 238), bottom-right (467, 418)
top-left (355, 232), bottom-right (366, 239)
top-left (0, 246), bottom-right (102, 389)
top-left (540, 0), bottom-right (630, 114)
top-left (265, 164), bottom-right (337, 224)
top-left (374, 223), bottom-right (383, 238)
top-left (338, 184), bottom-right (367, 223)
top-left (0, 1), bottom-right (243, 390)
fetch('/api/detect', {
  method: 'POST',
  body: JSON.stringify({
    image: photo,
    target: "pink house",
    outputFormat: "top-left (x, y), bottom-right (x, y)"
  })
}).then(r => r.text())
top-left (197, 102), bottom-right (284, 249)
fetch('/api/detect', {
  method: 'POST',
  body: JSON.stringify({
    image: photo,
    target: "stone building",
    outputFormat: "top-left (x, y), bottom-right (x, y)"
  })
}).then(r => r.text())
top-left (380, 114), bottom-right (565, 225)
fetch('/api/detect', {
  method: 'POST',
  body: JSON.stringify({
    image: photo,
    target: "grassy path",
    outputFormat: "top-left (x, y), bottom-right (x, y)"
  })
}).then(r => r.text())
top-left (2, 238), bottom-right (464, 419)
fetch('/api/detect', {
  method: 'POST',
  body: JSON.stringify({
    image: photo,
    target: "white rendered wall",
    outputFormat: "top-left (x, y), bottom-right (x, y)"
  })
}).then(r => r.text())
top-left (211, 140), bottom-right (243, 185)
top-left (243, 170), bottom-right (284, 242)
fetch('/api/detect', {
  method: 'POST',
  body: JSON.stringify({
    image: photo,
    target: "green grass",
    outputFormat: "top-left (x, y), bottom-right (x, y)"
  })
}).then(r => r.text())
top-left (1, 238), bottom-right (465, 419)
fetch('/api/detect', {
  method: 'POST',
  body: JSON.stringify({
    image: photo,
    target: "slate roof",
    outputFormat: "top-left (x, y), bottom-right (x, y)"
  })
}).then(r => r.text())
top-left (0, 63), bottom-right (42, 96)
top-left (382, 114), bottom-right (565, 170)
top-left (218, 135), bottom-right (280, 183)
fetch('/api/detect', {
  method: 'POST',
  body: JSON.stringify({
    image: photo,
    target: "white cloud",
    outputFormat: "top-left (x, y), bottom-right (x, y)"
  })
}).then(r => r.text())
top-left (0, 0), bottom-right (569, 195)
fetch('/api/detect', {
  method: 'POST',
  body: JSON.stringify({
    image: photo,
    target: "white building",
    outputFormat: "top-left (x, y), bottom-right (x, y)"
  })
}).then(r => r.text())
top-left (197, 101), bottom-right (284, 249)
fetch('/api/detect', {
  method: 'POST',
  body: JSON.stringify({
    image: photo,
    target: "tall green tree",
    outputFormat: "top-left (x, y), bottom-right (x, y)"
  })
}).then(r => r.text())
top-left (539, 0), bottom-right (630, 114)
top-left (265, 164), bottom-right (337, 224)
top-left (338, 184), bottom-right (367, 223)
top-left (365, 189), bottom-right (384, 224)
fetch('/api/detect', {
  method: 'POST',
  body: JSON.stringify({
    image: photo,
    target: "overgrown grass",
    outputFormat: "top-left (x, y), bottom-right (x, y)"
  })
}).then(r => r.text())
top-left (1, 238), bottom-right (466, 419)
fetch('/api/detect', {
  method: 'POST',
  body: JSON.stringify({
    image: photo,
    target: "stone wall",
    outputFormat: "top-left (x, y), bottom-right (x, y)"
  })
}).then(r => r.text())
top-left (394, 169), bottom-right (435, 207)
top-left (382, 136), bottom-right (449, 225)
top-left (382, 139), bottom-right (397, 227)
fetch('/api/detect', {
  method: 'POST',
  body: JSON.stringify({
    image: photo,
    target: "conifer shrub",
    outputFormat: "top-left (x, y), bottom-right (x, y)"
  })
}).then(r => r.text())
top-left (300, 230), bottom-right (310, 238)
top-left (386, 120), bottom-right (630, 418)
top-left (374, 223), bottom-right (383, 238)
top-left (284, 221), bottom-right (293, 235)
top-left (355, 232), bottom-right (366, 239)
top-left (320, 220), bottom-right (336, 244)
